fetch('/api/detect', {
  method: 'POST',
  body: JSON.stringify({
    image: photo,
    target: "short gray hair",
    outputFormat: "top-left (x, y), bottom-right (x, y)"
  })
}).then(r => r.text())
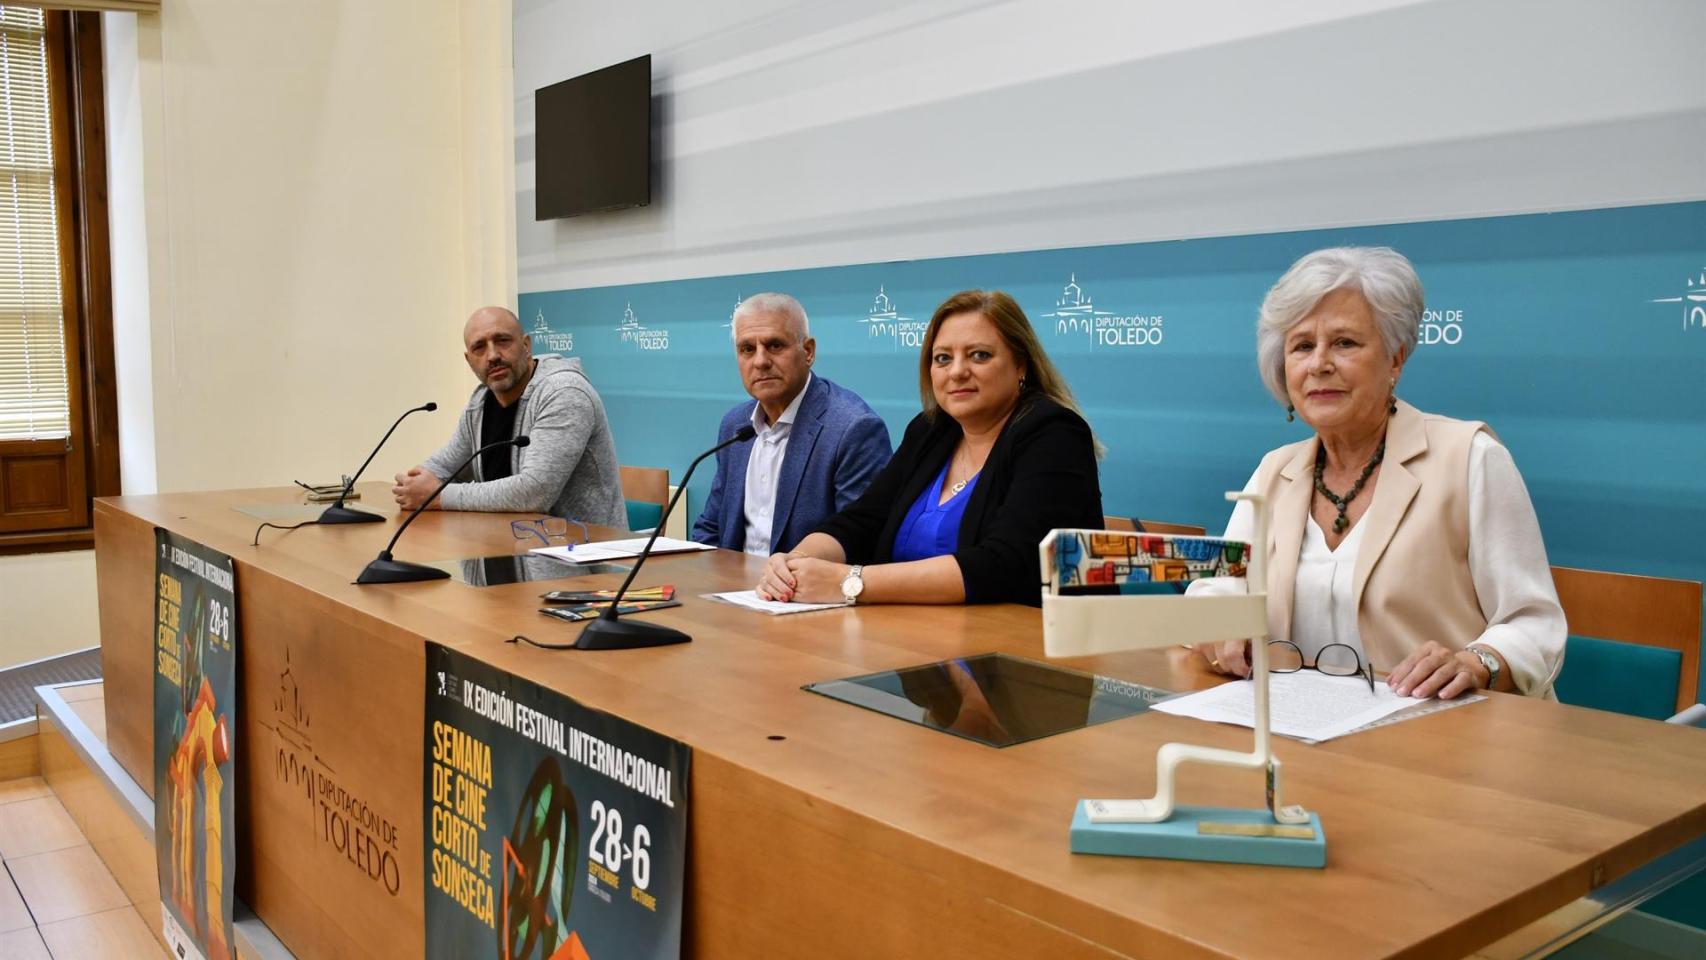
top-left (1255, 247), bottom-right (1423, 406)
top-left (730, 293), bottom-right (810, 342)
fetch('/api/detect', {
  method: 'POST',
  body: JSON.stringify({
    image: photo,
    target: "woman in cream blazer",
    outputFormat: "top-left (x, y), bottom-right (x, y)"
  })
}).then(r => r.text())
top-left (1196, 248), bottom-right (1565, 699)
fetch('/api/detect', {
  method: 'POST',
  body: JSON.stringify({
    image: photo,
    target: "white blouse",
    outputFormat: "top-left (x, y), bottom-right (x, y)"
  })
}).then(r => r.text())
top-left (1291, 512), bottom-right (1368, 665)
top-left (1195, 433), bottom-right (1567, 695)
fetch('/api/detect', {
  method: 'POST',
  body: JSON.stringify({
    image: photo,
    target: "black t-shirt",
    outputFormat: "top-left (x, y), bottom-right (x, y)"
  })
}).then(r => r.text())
top-left (480, 390), bottom-right (519, 482)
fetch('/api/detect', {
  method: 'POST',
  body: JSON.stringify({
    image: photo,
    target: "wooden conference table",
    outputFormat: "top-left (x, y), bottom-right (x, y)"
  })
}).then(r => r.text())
top-left (94, 484), bottom-right (1706, 960)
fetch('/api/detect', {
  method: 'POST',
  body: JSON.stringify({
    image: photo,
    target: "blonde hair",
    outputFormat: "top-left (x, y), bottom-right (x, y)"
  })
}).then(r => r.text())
top-left (917, 290), bottom-right (1103, 456)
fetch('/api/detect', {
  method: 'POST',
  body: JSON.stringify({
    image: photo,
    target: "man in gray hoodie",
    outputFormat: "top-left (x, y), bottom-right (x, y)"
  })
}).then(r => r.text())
top-left (393, 306), bottom-right (627, 527)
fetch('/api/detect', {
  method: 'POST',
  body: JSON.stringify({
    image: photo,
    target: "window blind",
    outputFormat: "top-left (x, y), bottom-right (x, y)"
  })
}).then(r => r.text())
top-left (0, 6), bottom-right (68, 442)
top-left (40, 3), bottom-right (159, 11)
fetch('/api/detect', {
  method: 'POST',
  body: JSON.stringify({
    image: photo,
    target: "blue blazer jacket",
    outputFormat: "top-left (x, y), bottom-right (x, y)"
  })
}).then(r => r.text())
top-left (691, 375), bottom-right (893, 554)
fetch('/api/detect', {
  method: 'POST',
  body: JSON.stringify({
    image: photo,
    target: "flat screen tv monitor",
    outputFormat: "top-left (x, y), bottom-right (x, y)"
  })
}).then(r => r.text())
top-left (535, 54), bottom-right (651, 220)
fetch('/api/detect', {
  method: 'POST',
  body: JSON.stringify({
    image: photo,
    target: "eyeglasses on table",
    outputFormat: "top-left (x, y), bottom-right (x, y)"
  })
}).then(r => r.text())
top-left (1268, 639), bottom-right (1375, 694)
top-left (510, 517), bottom-right (589, 548)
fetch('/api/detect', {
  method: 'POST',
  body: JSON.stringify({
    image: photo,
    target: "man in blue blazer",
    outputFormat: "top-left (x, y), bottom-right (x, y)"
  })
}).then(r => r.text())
top-left (692, 294), bottom-right (892, 556)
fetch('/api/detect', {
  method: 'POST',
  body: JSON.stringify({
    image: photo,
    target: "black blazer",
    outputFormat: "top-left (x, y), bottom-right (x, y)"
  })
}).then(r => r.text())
top-left (813, 394), bottom-right (1103, 606)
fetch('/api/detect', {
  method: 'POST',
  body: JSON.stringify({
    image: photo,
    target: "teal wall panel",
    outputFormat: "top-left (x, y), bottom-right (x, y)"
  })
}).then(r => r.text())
top-left (520, 201), bottom-right (1706, 696)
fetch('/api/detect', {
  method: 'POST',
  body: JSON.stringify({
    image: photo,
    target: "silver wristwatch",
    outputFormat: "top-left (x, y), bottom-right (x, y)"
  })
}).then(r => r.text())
top-left (1467, 645), bottom-right (1501, 691)
top-left (840, 565), bottom-right (865, 604)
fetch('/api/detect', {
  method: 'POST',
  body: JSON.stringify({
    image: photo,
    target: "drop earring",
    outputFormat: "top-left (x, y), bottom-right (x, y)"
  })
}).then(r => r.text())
top-left (1286, 404), bottom-right (1295, 423)
top-left (1388, 379), bottom-right (1398, 415)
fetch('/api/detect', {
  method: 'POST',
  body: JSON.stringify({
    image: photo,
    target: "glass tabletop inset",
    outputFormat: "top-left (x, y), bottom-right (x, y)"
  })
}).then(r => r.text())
top-left (424, 555), bottom-right (629, 587)
top-left (804, 653), bottom-right (1174, 747)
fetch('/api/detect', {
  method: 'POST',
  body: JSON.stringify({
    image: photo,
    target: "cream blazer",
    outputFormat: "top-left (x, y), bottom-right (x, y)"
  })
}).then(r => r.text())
top-left (1245, 400), bottom-right (1563, 694)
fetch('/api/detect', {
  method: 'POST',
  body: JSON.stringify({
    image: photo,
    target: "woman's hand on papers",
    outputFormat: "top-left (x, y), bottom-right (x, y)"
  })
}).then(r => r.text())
top-left (1386, 641), bottom-right (1489, 700)
top-left (756, 552), bottom-right (801, 601)
top-left (758, 532), bottom-right (856, 603)
top-left (777, 557), bottom-right (850, 604)
top-left (1194, 639), bottom-right (1252, 678)
top-left (758, 552), bottom-right (851, 603)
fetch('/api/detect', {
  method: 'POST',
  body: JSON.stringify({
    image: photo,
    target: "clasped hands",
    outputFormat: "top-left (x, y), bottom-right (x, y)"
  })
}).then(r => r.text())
top-left (756, 552), bottom-right (849, 603)
top-left (1191, 639), bottom-right (1492, 700)
top-left (392, 466), bottom-right (440, 512)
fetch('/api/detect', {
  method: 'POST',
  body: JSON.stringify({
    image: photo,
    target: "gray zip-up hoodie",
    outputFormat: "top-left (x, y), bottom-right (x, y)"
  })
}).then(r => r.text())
top-left (422, 355), bottom-right (627, 526)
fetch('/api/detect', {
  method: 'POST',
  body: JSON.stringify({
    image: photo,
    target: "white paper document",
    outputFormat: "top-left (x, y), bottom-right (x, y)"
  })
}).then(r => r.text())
top-left (530, 536), bottom-right (716, 563)
top-left (1332, 693), bottom-right (1484, 742)
top-left (704, 590), bottom-right (848, 616)
top-left (1151, 671), bottom-right (1430, 742)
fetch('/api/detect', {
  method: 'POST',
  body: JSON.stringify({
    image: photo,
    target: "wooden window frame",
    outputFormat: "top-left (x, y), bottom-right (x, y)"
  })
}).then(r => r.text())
top-left (0, 10), bottom-right (117, 555)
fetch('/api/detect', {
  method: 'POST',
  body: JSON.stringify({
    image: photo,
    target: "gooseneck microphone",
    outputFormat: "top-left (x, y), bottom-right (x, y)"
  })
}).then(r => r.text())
top-left (573, 425), bottom-right (757, 650)
top-left (356, 435), bottom-right (529, 584)
top-left (321, 402), bottom-right (439, 524)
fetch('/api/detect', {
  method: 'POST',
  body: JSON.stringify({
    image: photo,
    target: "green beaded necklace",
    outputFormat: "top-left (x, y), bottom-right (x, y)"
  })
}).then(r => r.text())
top-left (1313, 439), bottom-right (1385, 534)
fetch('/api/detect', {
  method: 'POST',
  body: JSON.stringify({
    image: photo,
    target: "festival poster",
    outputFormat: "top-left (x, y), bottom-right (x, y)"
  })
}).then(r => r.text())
top-left (425, 643), bottom-right (690, 960)
top-left (153, 530), bottom-right (238, 960)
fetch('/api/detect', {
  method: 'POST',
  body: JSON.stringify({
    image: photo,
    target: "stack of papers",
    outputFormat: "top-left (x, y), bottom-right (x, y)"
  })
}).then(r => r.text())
top-left (530, 536), bottom-right (716, 563)
top-left (705, 590), bottom-right (848, 616)
top-left (1150, 671), bottom-right (1480, 743)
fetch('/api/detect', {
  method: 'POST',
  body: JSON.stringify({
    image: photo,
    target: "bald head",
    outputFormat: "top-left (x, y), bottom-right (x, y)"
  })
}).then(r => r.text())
top-left (464, 306), bottom-right (522, 343)
top-left (463, 306), bottom-right (533, 405)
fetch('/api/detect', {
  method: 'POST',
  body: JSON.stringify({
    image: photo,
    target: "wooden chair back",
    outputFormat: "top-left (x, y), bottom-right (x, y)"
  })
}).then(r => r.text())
top-left (1141, 519), bottom-right (1208, 537)
top-left (620, 466), bottom-right (669, 507)
top-left (1551, 565), bottom-right (1702, 715)
top-left (1101, 515), bottom-right (1208, 537)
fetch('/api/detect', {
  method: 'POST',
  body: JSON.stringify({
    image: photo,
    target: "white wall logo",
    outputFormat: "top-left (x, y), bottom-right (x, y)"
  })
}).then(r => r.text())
top-left (1040, 273), bottom-right (1164, 347)
top-left (528, 308), bottom-right (574, 353)
top-left (859, 286), bottom-right (929, 349)
top-left (1650, 268), bottom-right (1706, 331)
top-left (1418, 307), bottom-right (1464, 346)
top-left (615, 302), bottom-right (670, 351)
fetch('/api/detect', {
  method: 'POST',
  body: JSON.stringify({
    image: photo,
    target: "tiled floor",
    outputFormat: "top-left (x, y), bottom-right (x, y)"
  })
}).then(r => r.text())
top-left (0, 775), bottom-right (167, 958)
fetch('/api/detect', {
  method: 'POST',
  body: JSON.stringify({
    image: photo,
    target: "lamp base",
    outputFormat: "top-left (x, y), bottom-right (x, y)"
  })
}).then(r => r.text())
top-left (1069, 802), bottom-right (1325, 868)
top-left (319, 504), bottom-right (384, 524)
top-left (356, 557), bottom-right (449, 584)
top-left (574, 615), bottom-right (690, 650)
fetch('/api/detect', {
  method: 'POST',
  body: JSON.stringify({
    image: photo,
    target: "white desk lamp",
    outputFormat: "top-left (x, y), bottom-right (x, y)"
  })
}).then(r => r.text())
top-left (1040, 492), bottom-right (1324, 867)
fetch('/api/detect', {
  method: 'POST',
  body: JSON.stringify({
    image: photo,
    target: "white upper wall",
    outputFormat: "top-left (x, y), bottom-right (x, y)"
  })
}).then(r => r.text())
top-left (515, 0), bottom-right (1706, 293)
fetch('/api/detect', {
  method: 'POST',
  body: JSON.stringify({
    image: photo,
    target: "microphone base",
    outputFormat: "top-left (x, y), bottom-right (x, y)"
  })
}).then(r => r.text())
top-left (319, 504), bottom-right (385, 524)
top-left (575, 615), bottom-right (691, 650)
top-left (356, 557), bottom-right (450, 584)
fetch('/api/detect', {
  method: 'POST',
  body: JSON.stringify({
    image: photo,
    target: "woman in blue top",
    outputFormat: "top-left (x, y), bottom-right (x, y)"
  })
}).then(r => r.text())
top-left (756, 290), bottom-right (1104, 606)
